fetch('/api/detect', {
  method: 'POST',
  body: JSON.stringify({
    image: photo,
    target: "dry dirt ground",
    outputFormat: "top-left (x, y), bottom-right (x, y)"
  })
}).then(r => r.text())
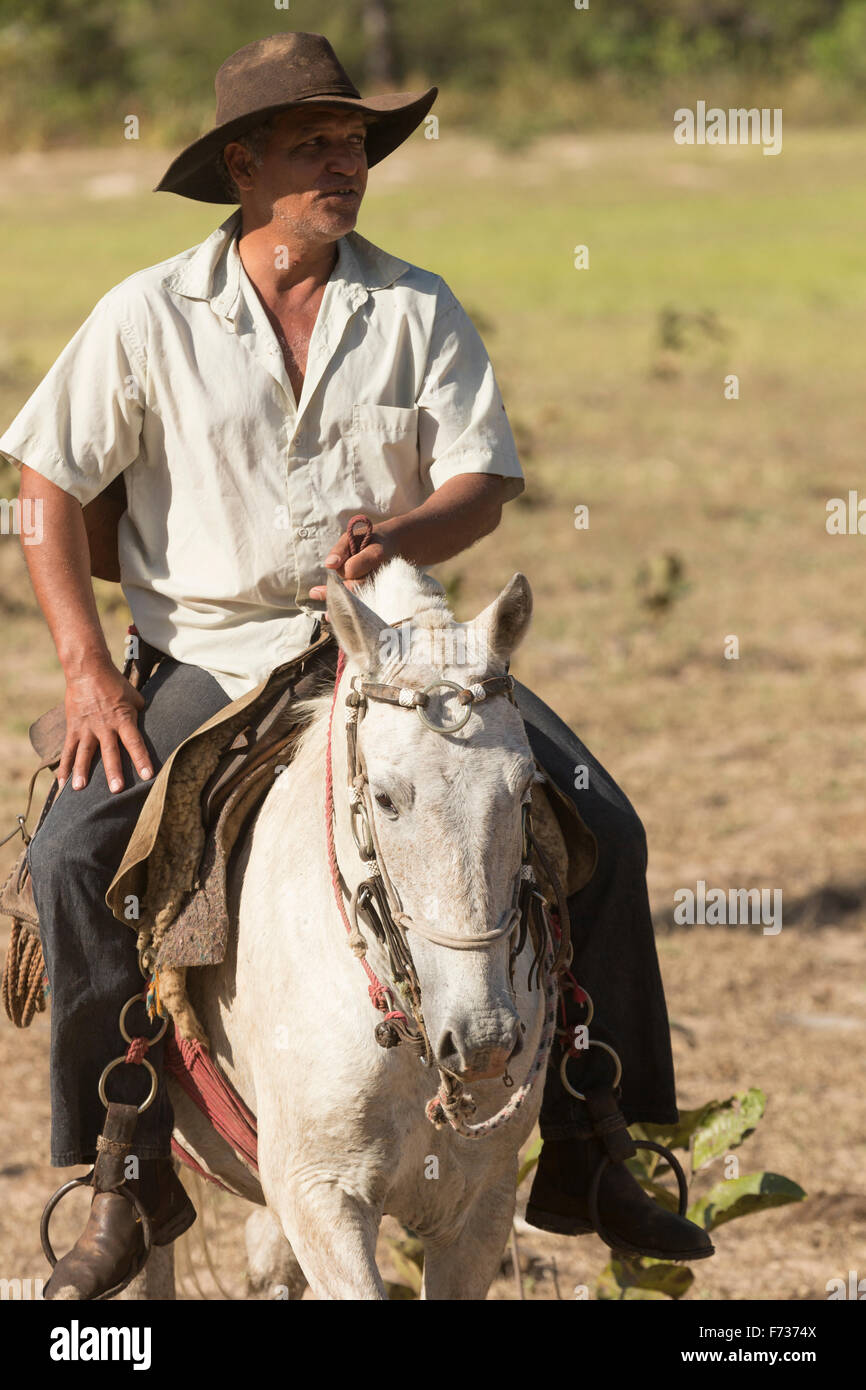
top-left (2, 919), bottom-right (863, 1302)
top-left (0, 138), bottom-right (864, 1302)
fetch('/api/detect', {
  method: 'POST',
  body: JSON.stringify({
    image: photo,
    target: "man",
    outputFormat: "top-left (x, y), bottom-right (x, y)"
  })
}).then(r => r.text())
top-left (1, 33), bottom-right (711, 1299)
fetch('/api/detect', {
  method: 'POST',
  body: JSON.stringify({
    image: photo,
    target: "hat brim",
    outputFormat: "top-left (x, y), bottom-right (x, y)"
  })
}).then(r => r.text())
top-left (153, 87), bottom-right (438, 204)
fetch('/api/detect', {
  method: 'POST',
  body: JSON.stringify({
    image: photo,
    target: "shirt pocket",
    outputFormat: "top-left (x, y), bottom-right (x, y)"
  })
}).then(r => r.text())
top-left (350, 403), bottom-right (420, 516)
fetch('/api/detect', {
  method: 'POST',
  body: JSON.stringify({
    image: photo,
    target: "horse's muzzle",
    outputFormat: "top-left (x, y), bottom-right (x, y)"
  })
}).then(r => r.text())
top-left (436, 1028), bottom-right (519, 1083)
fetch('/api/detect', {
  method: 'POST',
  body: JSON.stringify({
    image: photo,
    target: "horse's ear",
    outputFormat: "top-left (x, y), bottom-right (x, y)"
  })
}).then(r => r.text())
top-left (326, 570), bottom-right (388, 670)
top-left (474, 573), bottom-right (533, 663)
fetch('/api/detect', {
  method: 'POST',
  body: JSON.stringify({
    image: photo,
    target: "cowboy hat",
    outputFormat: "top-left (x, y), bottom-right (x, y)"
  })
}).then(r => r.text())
top-left (154, 32), bottom-right (437, 204)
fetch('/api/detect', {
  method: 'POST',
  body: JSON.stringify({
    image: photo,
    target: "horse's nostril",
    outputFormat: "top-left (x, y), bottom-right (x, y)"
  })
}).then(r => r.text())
top-left (437, 1030), bottom-right (459, 1068)
top-left (508, 1030), bottom-right (524, 1061)
top-left (436, 1023), bottom-right (520, 1081)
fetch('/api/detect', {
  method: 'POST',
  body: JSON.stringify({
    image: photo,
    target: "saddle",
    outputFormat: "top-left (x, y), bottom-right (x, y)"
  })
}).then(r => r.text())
top-left (1, 623), bottom-right (597, 1040)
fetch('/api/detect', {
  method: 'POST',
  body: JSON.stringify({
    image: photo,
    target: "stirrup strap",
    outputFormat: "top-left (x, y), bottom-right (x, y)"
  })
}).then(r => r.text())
top-left (581, 1086), bottom-right (691, 1245)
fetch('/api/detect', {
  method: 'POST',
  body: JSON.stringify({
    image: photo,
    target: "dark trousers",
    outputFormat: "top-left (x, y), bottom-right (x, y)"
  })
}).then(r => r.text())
top-left (512, 679), bottom-right (678, 1137)
top-left (28, 657), bottom-right (677, 1167)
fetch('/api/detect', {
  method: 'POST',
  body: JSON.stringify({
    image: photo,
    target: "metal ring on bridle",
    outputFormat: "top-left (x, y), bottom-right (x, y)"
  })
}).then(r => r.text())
top-left (555, 987), bottom-right (595, 1033)
top-left (559, 1038), bottom-right (622, 1100)
top-left (119, 991), bottom-right (168, 1046)
top-left (350, 800), bottom-right (375, 858)
top-left (98, 1055), bottom-right (158, 1113)
top-left (416, 680), bottom-right (474, 733)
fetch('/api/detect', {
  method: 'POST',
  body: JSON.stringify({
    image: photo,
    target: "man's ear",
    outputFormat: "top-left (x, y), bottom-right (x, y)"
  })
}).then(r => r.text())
top-left (222, 140), bottom-right (255, 192)
top-left (326, 570), bottom-right (387, 670)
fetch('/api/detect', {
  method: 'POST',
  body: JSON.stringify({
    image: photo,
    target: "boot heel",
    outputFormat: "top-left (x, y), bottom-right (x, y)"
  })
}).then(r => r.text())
top-left (524, 1203), bottom-right (593, 1238)
top-left (152, 1200), bottom-right (197, 1246)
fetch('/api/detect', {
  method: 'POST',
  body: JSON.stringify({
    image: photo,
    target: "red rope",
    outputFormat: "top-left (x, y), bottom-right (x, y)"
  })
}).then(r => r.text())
top-left (124, 1036), bottom-right (150, 1065)
top-left (346, 514), bottom-right (374, 552)
top-left (324, 647), bottom-right (397, 1014)
top-left (164, 1032), bottom-right (259, 1174)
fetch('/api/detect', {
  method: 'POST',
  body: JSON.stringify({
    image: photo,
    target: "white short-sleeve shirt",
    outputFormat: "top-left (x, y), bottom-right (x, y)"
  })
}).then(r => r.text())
top-left (0, 209), bottom-right (525, 698)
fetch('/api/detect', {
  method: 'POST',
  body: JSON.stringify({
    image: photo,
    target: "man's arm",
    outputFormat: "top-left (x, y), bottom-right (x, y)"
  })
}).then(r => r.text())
top-left (308, 472), bottom-right (506, 598)
top-left (19, 466), bottom-right (152, 793)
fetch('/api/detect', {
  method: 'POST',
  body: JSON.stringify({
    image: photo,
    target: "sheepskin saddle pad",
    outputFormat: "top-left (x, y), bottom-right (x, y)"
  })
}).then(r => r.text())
top-left (104, 625), bottom-right (339, 988)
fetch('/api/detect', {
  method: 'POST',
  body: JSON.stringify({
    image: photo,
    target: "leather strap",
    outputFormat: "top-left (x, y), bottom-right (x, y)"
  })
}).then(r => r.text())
top-left (359, 672), bottom-right (514, 709)
top-left (584, 1085), bottom-right (638, 1163)
top-left (92, 1102), bottom-right (140, 1193)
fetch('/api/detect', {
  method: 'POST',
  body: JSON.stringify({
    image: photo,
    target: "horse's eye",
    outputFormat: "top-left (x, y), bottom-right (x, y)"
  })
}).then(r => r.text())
top-left (374, 792), bottom-right (398, 818)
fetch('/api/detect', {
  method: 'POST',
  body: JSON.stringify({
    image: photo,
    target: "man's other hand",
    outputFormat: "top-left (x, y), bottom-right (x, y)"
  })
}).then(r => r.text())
top-left (308, 475), bottom-right (506, 609)
top-left (308, 525), bottom-right (394, 602)
top-left (59, 663), bottom-right (152, 794)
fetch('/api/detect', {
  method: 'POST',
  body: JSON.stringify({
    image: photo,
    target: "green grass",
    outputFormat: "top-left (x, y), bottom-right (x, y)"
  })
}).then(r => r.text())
top-left (1, 129), bottom-right (865, 904)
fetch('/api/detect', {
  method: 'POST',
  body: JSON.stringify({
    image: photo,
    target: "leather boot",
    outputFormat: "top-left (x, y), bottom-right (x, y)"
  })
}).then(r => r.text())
top-left (44, 1160), bottom-right (197, 1300)
top-left (525, 1088), bottom-right (714, 1262)
top-left (44, 1103), bottom-right (197, 1301)
top-left (44, 1188), bottom-right (147, 1301)
top-left (126, 1158), bottom-right (198, 1248)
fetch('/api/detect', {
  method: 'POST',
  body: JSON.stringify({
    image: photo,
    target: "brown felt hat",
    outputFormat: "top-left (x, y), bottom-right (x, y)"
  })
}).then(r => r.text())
top-left (154, 32), bottom-right (437, 204)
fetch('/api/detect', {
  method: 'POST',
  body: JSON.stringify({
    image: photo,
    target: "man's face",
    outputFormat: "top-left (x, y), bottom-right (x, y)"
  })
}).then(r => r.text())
top-left (225, 106), bottom-right (369, 242)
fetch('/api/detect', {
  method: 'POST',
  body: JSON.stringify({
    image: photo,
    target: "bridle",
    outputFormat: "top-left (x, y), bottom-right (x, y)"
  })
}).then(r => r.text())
top-left (323, 520), bottom-right (573, 1138)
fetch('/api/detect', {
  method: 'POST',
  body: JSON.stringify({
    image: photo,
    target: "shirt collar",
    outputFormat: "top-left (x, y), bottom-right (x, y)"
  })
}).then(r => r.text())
top-left (162, 209), bottom-right (411, 323)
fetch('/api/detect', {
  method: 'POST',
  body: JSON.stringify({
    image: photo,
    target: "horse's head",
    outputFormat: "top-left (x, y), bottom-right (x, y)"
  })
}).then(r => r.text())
top-left (326, 558), bottom-right (537, 1085)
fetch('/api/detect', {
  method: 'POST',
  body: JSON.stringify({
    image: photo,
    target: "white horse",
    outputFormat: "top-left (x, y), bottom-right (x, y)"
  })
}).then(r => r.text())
top-left (131, 558), bottom-right (564, 1301)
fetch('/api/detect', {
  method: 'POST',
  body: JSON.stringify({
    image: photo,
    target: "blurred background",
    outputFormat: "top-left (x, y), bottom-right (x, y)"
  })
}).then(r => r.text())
top-left (0, 0), bottom-right (864, 1300)
top-left (3, 0), bottom-right (866, 145)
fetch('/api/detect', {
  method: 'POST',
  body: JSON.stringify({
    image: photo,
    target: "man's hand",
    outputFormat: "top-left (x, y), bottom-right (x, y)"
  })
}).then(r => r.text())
top-left (308, 526), bottom-right (395, 602)
top-left (59, 662), bottom-right (152, 793)
top-left (308, 474), bottom-right (507, 606)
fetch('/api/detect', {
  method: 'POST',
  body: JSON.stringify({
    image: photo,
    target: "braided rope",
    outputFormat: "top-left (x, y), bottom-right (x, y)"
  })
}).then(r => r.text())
top-left (124, 1035), bottom-right (151, 1066)
top-left (2, 921), bottom-right (48, 1027)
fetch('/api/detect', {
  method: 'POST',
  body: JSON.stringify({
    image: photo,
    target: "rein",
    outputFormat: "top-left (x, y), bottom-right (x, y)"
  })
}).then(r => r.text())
top-left (324, 517), bottom-right (572, 1139)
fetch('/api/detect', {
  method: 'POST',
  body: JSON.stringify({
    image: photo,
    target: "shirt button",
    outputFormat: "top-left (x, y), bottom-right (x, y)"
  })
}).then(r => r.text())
top-left (297, 527), bottom-right (309, 539)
